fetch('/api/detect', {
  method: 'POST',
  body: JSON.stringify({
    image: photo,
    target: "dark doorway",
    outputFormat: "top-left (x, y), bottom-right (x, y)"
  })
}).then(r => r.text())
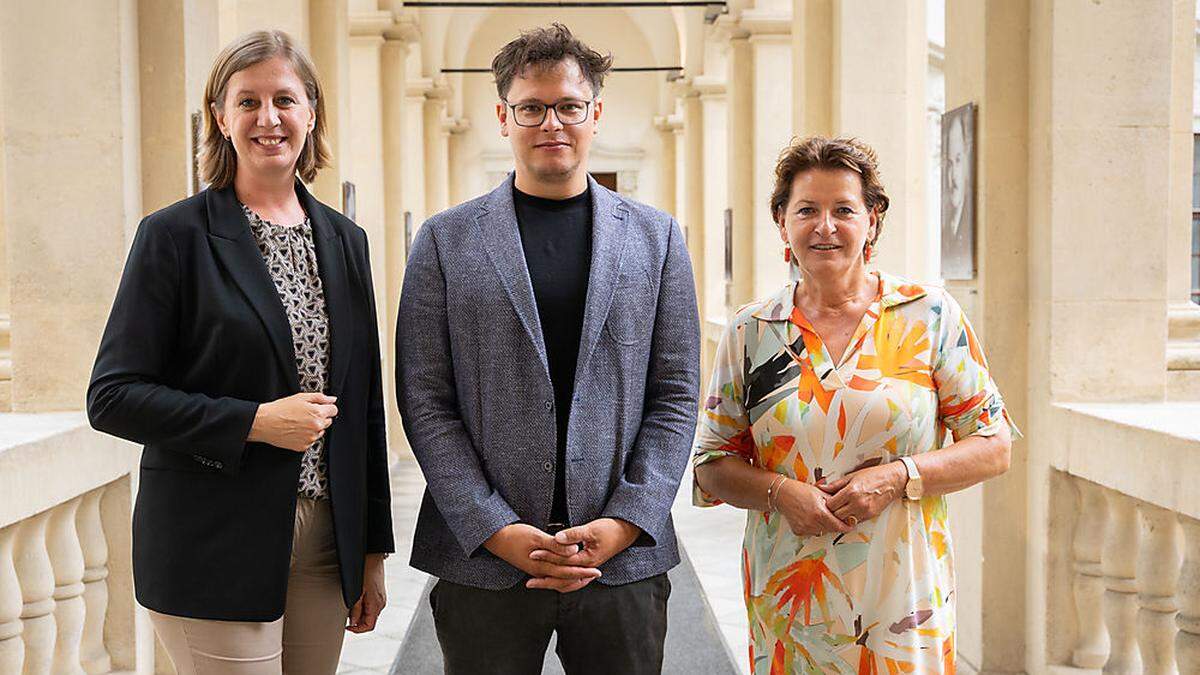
top-left (591, 172), bottom-right (618, 191)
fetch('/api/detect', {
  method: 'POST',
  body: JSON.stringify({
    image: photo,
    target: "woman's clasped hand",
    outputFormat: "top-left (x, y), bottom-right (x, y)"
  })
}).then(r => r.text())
top-left (248, 392), bottom-right (339, 452)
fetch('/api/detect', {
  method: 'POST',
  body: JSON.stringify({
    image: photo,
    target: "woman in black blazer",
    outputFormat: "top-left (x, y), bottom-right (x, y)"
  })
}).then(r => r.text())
top-left (87, 30), bottom-right (392, 674)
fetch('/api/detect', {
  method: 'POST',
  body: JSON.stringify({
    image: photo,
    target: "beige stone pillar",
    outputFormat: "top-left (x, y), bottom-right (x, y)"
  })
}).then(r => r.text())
top-left (719, 21), bottom-right (756, 309)
top-left (1167, 0), bottom-right (1196, 311)
top-left (139, 0), bottom-right (219, 213)
top-left (405, 78), bottom-right (430, 226)
top-left (943, 2), bottom-right (1031, 671)
top-left (0, 38), bottom-right (10, 412)
top-left (697, 78), bottom-right (728, 324)
top-left (833, 0), bottom-right (928, 281)
top-left (790, 0), bottom-right (832, 137)
top-left (308, 0), bottom-right (351, 206)
top-left (348, 11), bottom-right (406, 462)
top-left (423, 81), bottom-right (451, 217)
top-left (744, 11), bottom-right (791, 298)
top-left (0, 0), bottom-right (142, 411)
top-left (446, 117), bottom-right (471, 208)
top-left (653, 115), bottom-right (678, 219)
top-left (671, 119), bottom-right (686, 223)
top-left (676, 83), bottom-right (709, 380)
top-left (381, 18), bottom-right (418, 459)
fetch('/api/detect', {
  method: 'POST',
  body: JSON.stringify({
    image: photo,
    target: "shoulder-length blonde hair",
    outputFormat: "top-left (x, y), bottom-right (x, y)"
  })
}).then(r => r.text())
top-left (200, 30), bottom-right (330, 189)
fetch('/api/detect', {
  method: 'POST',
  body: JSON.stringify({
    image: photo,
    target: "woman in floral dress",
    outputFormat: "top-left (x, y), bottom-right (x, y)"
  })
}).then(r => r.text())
top-left (693, 136), bottom-right (1018, 674)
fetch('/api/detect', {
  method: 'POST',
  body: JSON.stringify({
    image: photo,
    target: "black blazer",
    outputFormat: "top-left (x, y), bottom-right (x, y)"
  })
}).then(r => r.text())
top-left (87, 181), bottom-right (394, 621)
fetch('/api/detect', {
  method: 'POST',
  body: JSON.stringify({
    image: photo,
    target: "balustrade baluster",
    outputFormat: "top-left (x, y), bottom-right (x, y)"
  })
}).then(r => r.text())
top-left (77, 488), bottom-right (110, 674)
top-left (47, 498), bottom-right (85, 674)
top-left (0, 524), bottom-right (25, 673)
top-left (1103, 490), bottom-right (1143, 673)
top-left (1137, 505), bottom-right (1182, 675)
top-left (1177, 517), bottom-right (1200, 674)
top-left (15, 511), bottom-right (55, 675)
top-left (1073, 479), bottom-right (1111, 668)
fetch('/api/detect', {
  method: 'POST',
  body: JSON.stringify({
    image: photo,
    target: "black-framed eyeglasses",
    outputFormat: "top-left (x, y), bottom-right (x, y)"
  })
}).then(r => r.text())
top-left (503, 99), bottom-right (594, 127)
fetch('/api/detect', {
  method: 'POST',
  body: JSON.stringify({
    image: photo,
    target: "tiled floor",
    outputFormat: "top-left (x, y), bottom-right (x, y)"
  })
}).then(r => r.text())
top-left (337, 458), bottom-right (750, 674)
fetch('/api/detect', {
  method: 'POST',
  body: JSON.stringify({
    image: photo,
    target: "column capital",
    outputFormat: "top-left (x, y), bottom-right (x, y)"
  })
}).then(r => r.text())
top-left (384, 13), bottom-right (421, 43)
top-left (668, 77), bottom-right (700, 99)
top-left (692, 76), bottom-right (726, 99)
top-left (426, 77), bottom-right (452, 101)
top-left (407, 77), bottom-right (435, 98)
top-left (349, 10), bottom-right (393, 37)
top-left (653, 114), bottom-right (683, 133)
top-left (739, 9), bottom-right (792, 38)
top-left (443, 117), bottom-right (471, 135)
top-left (712, 14), bottom-right (751, 43)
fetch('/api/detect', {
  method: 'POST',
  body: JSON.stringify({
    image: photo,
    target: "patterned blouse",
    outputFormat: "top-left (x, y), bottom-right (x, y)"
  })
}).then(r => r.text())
top-left (693, 271), bottom-right (1017, 674)
top-left (243, 204), bottom-right (331, 500)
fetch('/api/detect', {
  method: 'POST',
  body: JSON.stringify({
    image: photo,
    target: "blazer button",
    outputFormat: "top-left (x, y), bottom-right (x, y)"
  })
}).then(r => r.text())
top-left (544, 400), bottom-right (553, 411)
top-left (542, 461), bottom-right (553, 473)
top-left (213, 461), bottom-right (223, 469)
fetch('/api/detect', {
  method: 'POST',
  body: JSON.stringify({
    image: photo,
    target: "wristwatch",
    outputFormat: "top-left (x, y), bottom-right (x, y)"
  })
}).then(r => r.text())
top-left (898, 456), bottom-right (924, 501)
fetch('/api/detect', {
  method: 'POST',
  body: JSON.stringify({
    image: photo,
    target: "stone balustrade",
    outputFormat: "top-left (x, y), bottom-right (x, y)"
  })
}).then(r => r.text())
top-left (0, 413), bottom-right (149, 674)
top-left (1054, 403), bottom-right (1200, 674)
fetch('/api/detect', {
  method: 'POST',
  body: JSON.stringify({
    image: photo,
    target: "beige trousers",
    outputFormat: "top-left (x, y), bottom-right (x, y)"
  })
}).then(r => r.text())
top-left (149, 498), bottom-right (349, 675)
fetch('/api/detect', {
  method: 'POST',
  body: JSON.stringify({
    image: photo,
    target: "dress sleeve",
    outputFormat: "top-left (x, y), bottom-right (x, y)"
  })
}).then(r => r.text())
top-left (692, 316), bottom-right (756, 507)
top-left (931, 290), bottom-right (1021, 442)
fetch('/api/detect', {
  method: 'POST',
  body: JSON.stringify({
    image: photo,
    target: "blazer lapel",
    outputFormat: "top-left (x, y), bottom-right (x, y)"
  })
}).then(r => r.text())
top-left (297, 182), bottom-right (353, 397)
top-left (574, 174), bottom-right (629, 374)
top-left (474, 174), bottom-right (550, 378)
top-left (205, 186), bottom-right (301, 392)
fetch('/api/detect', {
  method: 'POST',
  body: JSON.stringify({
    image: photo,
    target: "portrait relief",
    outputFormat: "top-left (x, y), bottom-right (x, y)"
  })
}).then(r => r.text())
top-left (941, 103), bottom-right (976, 280)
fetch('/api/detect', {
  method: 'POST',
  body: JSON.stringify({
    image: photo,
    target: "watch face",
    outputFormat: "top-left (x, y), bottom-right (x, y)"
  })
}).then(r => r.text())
top-left (906, 479), bottom-right (923, 500)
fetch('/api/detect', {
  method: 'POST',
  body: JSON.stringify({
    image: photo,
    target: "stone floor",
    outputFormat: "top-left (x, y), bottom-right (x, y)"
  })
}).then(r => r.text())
top-left (336, 458), bottom-right (751, 674)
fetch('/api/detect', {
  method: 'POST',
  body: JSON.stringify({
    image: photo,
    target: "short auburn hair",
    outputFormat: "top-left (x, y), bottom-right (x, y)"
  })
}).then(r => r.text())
top-left (769, 136), bottom-right (891, 250)
top-left (490, 23), bottom-right (613, 100)
top-left (200, 30), bottom-right (330, 189)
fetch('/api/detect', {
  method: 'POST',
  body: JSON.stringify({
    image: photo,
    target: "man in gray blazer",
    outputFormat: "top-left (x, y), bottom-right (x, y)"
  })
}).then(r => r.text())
top-left (397, 23), bottom-right (700, 674)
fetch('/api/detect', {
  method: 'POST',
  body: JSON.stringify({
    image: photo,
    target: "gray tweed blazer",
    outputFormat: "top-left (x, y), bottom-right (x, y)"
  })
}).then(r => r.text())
top-left (397, 173), bottom-right (700, 589)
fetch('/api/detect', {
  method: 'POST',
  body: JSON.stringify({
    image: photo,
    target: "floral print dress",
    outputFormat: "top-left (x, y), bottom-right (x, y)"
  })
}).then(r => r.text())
top-left (693, 272), bottom-right (1017, 675)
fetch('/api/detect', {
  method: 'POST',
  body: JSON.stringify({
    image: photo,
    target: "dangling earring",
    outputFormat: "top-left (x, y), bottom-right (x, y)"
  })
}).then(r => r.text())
top-left (783, 245), bottom-right (793, 263)
top-left (863, 243), bottom-right (873, 263)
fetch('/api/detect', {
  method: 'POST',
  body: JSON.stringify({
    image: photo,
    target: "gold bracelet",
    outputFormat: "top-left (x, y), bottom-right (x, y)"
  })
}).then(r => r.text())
top-left (766, 474), bottom-right (787, 512)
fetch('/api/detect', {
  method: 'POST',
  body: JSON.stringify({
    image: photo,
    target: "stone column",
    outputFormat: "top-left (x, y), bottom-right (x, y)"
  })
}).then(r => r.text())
top-left (653, 115), bottom-right (678, 219)
top-left (718, 19), bottom-right (756, 309)
top-left (1166, 0), bottom-right (1196, 311)
top-left (0, 35), bottom-right (9, 412)
top-left (743, 10), bottom-right (791, 298)
top-left (348, 12), bottom-right (391, 303)
top-left (675, 84), bottom-right (707, 367)
top-left (138, 0), bottom-right (218, 213)
top-left (790, 0), bottom-right (832, 137)
top-left (381, 17), bottom-right (417, 459)
top-left (1029, 0), bottom-right (1181, 399)
top-left (943, 1), bottom-right (1031, 670)
top-left (446, 116), bottom-right (471, 208)
top-left (405, 77), bottom-right (430, 227)
top-left (833, 0), bottom-right (928, 281)
top-left (423, 81), bottom-right (451, 217)
top-left (697, 78), bottom-right (727, 325)
top-left (308, 0), bottom-right (351, 206)
top-left (0, 0), bottom-right (142, 411)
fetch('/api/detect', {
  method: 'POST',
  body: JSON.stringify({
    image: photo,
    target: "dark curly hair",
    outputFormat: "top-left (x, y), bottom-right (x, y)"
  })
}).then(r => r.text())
top-left (769, 136), bottom-right (891, 251)
top-left (490, 23), bottom-right (613, 100)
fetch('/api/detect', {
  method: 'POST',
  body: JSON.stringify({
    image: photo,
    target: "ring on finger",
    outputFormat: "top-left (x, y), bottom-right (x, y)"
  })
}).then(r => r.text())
top-left (846, 514), bottom-right (859, 527)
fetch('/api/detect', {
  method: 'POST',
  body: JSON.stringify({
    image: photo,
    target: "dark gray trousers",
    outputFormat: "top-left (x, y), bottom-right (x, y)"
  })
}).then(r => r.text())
top-left (430, 574), bottom-right (671, 674)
